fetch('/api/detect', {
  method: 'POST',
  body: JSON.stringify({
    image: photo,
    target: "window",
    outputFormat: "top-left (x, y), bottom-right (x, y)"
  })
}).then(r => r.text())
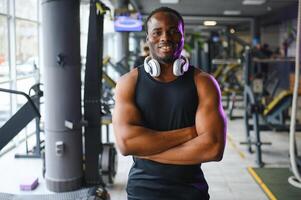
top-left (15, 19), bottom-right (38, 76)
top-left (0, 82), bottom-right (10, 127)
top-left (0, 0), bottom-right (7, 14)
top-left (15, 0), bottom-right (37, 20)
top-left (0, 16), bottom-right (8, 82)
top-left (0, 0), bottom-right (41, 157)
top-left (80, 3), bottom-right (90, 65)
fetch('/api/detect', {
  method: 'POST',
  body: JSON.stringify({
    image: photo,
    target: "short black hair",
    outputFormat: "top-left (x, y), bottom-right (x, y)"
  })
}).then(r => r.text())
top-left (145, 7), bottom-right (184, 34)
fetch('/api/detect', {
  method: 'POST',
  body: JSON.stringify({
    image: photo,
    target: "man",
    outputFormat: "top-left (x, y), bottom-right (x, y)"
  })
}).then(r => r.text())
top-left (112, 7), bottom-right (226, 200)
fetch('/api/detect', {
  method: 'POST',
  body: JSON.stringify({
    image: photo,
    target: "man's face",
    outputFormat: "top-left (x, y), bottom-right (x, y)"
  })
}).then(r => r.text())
top-left (146, 12), bottom-right (184, 64)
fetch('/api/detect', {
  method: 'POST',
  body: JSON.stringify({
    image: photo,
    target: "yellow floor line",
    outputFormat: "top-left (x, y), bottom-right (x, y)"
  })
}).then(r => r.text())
top-left (227, 133), bottom-right (246, 159)
top-left (247, 167), bottom-right (278, 200)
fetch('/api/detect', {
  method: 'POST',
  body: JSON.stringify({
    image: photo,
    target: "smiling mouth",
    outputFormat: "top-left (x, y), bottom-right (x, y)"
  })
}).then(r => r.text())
top-left (160, 46), bottom-right (172, 51)
top-left (158, 43), bottom-right (174, 52)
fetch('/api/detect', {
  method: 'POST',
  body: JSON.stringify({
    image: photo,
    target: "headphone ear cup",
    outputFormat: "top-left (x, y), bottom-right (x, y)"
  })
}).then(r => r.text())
top-left (144, 56), bottom-right (161, 77)
top-left (144, 56), bottom-right (152, 73)
top-left (182, 56), bottom-right (189, 72)
top-left (173, 56), bottom-right (189, 76)
top-left (173, 59), bottom-right (183, 76)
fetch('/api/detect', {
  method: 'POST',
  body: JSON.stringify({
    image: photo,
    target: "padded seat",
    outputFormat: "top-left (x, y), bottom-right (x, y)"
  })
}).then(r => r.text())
top-left (263, 90), bottom-right (292, 116)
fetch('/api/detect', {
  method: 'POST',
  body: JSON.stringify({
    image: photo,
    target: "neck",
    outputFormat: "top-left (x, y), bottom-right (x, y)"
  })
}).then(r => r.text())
top-left (156, 62), bottom-right (176, 82)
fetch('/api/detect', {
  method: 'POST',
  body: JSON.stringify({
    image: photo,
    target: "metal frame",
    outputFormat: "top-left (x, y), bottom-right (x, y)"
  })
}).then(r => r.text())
top-left (0, 86), bottom-right (42, 159)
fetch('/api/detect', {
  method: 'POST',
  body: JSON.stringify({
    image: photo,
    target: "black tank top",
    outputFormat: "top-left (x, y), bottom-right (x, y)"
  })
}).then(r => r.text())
top-left (132, 66), bottom-right (206, 182)
top-left (135, 65), bottom-right (198, 130)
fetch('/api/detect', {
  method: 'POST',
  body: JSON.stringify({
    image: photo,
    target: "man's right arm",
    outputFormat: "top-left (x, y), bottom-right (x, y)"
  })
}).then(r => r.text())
top-left (112, 69), bottom-right (197, 156)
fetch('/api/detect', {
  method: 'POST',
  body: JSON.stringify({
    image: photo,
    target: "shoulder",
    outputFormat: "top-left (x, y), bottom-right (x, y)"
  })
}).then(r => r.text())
top-left (193, 68), bottom-right (221, 99)
top-left (117, 68), bottom-right (138, 85)
top-left (193, 67), bottom-right (216, 85)
top-left (115, 68), bottom-right (139, 96)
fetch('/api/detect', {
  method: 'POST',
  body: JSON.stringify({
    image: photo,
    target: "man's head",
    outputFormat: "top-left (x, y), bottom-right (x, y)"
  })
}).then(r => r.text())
top-left (145, 7), bottom-right (185, 64)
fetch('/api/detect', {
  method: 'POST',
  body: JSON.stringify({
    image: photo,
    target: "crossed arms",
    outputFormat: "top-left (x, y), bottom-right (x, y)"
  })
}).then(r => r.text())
top-left (112, 68), bottom-right (227, 165)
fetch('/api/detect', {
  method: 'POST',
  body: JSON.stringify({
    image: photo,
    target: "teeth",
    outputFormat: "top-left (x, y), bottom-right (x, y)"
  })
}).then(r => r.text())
top-left (162, 46), bottom-right (171, 50)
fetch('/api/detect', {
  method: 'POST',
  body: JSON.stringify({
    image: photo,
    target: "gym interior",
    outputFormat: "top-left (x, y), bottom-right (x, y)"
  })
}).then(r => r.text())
top-left (0, 0), bottom-right (301, 199)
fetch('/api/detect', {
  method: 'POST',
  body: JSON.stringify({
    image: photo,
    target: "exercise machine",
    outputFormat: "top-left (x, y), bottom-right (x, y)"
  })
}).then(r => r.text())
top-left (0, 83), bottom-right (43, 158)
top-left (242, 50), bottom-right (301, 167)
top-left (100, 62), bottom-right (117, 185)
top-left (103, 55), bottom-right (129, 76)
top-left (212, 58), bottom-right (244, 120)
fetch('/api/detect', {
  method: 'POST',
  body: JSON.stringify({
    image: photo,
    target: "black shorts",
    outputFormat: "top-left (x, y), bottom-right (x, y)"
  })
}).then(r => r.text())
top-left (126, 159), bottom-right (209, 200)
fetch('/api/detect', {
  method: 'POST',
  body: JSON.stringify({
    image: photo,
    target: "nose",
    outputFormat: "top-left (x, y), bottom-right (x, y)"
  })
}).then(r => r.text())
top-left (160, 31), bottom-right (171, 42)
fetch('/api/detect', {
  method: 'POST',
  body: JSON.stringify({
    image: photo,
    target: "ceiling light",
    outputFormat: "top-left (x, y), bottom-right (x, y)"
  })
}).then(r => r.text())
top-left (160, 0), bottom-right (179, 4)
top-left (204, 21), bottom-right (217, 26)
top-left (223, 10), bottom-right (241, 15)
top-left (242, 0), bottom-right (266, 5)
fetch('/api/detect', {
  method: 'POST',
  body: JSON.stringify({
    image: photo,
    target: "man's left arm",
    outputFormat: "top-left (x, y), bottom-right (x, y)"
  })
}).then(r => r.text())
top-left (140, 72), bottom-right (227, 165)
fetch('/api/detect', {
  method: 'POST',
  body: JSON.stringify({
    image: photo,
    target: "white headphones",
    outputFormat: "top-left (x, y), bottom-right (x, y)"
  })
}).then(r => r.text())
top-left (144, 56), bottom-right (189, 77)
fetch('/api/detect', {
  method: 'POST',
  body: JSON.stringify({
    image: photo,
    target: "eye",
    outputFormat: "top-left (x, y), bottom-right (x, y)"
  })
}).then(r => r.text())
top-left (151, 30), bottom-right (161, 37)
top-left (169, 28), bottom-right (180, 35)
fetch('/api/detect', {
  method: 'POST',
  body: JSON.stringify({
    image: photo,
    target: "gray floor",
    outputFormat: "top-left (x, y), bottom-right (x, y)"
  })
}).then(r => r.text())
top-left (0, 113), bottom-right (300, 199)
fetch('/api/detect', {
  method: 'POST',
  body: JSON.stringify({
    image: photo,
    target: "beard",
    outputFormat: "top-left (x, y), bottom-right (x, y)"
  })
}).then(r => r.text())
top-left (150, 41), bottom-right (183, 64)
top-left (155, 54), bottom-right (175, 64)
top-left (152, 48), bottom-right (182, 64)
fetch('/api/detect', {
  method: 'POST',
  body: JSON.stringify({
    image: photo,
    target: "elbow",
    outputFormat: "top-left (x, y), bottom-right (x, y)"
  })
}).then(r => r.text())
top-left (120, 150), bottom-right (130, 157)
top-left (208, 149), bottom-right (223, 162)
top-left (210, 133), bottom-right (226, 162)
top-left (116, 140), bottom-right (131, 156)
top-left (210, 143), bottom-right (225, 162)
top-left (116, 137), bottom-right (137, 156)
top-left (118, 146), bottom-right (130, 156)
top-left (213, 151), bottom-right (224, 161)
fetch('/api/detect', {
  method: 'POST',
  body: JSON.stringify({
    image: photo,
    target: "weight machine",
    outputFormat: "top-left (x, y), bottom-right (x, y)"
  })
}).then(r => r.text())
top-left (242, 51), bottom-right (301, 167)
top-left (102, 55), bottom-right (129, 76)
top-left (211, 58), bottom-right (244, 120)
top-left (210, 32), bottom-right (250, 120)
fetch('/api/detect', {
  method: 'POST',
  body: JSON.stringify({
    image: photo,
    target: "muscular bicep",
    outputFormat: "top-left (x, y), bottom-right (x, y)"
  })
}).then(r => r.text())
top-left (113, 81), bottom-right (141, 127)
top-left (195, 75), bottom-right (226, 136)
top-left (195, 72), bottom-right (227, 157)
top-left (112, 71), bottom-right (142, 142)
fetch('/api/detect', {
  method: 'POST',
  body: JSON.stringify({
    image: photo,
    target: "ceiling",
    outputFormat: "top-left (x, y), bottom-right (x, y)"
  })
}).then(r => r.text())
top-left (134, 0), bottom-right (297, 17)
top-left (129, 0), bottom-right (298, 32)
top-left (81, 0), bottom-right (299, 34)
